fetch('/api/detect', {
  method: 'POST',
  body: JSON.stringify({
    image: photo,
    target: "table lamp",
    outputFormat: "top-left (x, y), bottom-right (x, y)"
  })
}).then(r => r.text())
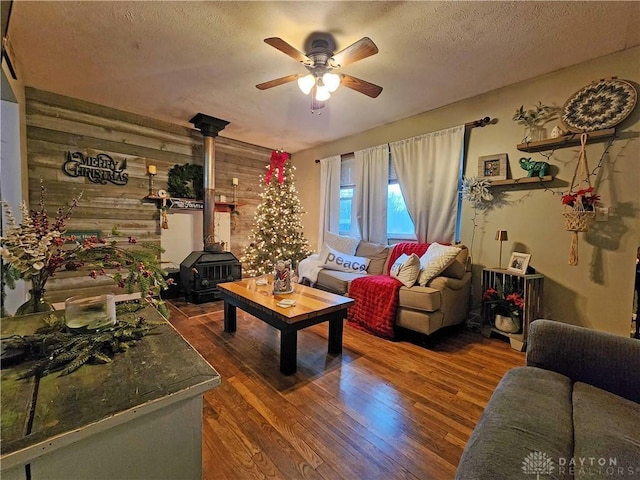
top-left (496, 230), bottom-right (508, 268)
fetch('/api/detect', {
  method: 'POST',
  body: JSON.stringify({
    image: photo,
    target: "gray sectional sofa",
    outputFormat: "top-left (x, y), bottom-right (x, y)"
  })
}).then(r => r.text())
top-left (312, 241), bottom-right (472, 336)
top-left (456, 319), bottom-right (640, 479)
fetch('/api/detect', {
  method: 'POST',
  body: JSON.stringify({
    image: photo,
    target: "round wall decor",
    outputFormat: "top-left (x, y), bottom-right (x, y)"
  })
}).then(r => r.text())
top-left (562, 78), bottom-right (637, 132)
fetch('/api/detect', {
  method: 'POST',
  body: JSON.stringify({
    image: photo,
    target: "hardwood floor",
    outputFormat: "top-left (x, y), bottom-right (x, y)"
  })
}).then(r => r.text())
top-left (167, 299), bottom-right (525, 480)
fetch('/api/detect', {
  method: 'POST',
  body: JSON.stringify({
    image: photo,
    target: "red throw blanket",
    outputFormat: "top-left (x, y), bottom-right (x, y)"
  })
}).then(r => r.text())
top-left (347, 275), bottom-right (402, 339)
top-left (347, 242), bottom-right (430, 339)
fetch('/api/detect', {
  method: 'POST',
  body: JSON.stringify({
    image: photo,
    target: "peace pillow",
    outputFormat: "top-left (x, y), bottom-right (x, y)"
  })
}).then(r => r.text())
top-left (417, 243), bottom-right (462, 286)
top-left (389, 253), bottom-right (421, 288)
top-left (321, 246), bottom-right (370, 273)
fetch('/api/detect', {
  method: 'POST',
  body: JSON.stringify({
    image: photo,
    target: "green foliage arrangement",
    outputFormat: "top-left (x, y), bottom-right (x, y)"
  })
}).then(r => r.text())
top-left (512, 102), bottom-right (559, 127)
top-left (2, 305), bottom-right (162, 378)
top-left (167, 163), bottom-right (203, 199)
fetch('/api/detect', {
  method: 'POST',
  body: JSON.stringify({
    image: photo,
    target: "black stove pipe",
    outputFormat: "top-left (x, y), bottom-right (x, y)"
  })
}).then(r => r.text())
top-left (189, 113), bottom-right (230, 252)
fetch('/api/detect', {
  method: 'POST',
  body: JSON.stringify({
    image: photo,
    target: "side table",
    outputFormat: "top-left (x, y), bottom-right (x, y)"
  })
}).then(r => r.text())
top-left (481, 267), bottom-right (544, 351)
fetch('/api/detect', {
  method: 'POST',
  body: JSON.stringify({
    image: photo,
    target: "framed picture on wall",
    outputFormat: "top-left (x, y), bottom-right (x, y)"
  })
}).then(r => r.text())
top-left (507, 252), bottom-right (531, 274)
top-left (478, 153), bottom-right (508, 181)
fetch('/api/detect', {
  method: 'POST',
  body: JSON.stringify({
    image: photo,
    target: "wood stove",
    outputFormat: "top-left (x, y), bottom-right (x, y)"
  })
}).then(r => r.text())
top-left (180, 251), bottom-right (241, 303)
top-left (180, 113), bottom-right (242, 304)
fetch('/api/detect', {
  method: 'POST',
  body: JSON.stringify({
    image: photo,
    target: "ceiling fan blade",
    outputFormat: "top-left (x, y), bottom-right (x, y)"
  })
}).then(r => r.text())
top-left (341, 74), bottom-right (383, 98)
top-left (332, 37), bottom-right (378, 68)
top-left (264, 37), bottom-right (309, 63)
top-left (256, 74), bottom-right (299, 90)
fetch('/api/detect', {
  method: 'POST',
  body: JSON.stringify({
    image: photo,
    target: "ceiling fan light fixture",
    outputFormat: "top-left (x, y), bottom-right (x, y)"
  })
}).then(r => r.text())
top-left (259, 35), bottom-right (382, 108)
top-left (315, 84), bottom-right (331, 101)
top-left (297, 74), bottom-right (315, 95)
top-left (323, 72), bottom-right (341, 93)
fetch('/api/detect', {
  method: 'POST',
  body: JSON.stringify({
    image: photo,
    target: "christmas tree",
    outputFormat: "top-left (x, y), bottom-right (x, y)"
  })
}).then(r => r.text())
top-left (241, 151), bottom-right (312, 277)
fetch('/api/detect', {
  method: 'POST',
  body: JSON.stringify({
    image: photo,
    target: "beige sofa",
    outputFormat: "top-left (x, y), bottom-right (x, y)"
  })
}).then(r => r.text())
top-left (310, 241), bottom-right (472, 336)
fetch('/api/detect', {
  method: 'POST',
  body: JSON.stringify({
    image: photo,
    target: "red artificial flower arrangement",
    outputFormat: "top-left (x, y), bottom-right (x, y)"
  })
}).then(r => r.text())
top-left (482, 287), bottom-right (525, 317)
top-left (561, 187), bottom-right (600, 211)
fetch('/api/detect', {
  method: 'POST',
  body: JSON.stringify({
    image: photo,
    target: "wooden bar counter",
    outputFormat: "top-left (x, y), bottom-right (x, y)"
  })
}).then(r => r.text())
top-left (1, 304), bottom-right (220, 480)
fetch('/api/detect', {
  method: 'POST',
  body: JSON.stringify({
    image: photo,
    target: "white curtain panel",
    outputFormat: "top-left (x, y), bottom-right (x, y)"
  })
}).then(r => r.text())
top-left (353, 144), bottom-right (389, 244)
top-left (317, 155), bottom-right (342, 251)
top-left (390, 125), bottom-right (465, 243)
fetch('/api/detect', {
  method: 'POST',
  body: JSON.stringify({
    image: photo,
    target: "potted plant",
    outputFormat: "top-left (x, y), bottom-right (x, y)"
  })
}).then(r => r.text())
top-left (482, 281), bottom-right (524, 333)
top-left (561, 187), bottom-right (600, 211)
top-left (512, 102), bottom-right (559, 143)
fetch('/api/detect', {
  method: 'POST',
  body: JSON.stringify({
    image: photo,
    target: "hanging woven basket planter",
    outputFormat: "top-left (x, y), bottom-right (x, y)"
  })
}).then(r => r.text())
top-left (562, 133), bottom-right (598, 266)
top-left (563, 209), bottom-right (595, 233)
top-left (563, 203), bottom-right (596, 266)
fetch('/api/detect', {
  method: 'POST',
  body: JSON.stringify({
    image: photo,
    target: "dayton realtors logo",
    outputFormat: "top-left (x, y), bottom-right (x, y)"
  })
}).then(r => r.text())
top-left (522, 451), bottom-right (639, 478)
top-left (522, 451), bottom-right (555, 479)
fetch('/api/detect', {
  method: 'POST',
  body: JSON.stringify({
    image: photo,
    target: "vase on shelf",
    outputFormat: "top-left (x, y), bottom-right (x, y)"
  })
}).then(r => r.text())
top-left (494, 313), bottom-right (521, 334)
top-left (15, 287), bottom-right (54, 316)
top-left (523, 125), bottom-right (547, 143)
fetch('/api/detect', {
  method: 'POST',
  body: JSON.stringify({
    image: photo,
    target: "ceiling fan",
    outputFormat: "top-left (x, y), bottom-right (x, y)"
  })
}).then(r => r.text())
top-left (256, 34), bottom-right (383, 111)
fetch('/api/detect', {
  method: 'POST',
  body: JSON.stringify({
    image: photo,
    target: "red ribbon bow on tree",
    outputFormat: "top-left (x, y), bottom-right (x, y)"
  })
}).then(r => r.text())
top-left (265, 149), bottom-right (289, 185)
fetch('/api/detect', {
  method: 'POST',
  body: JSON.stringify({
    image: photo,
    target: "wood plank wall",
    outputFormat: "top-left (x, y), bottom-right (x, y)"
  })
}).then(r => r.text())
top-left (24, 88), bottom-right (272, 303)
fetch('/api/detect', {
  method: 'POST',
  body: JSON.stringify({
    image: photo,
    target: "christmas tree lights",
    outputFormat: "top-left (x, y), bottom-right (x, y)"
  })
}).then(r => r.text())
top-left (241, 154), bottom-right (312, 276)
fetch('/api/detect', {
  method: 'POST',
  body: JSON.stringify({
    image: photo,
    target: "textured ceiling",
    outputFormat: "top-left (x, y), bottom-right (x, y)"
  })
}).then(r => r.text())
top-left (6, 1), bottom-right (640, 152)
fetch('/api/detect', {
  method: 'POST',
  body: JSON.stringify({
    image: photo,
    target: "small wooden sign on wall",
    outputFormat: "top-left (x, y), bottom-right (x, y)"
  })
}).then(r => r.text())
top-left (63, 151), bottom-right (129, 185)
top-left (167, 198), bottom-right (204, 210)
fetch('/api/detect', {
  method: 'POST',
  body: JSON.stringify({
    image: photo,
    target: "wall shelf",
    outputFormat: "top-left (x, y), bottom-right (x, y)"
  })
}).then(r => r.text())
top-left (488, 175), bottom-right (554, 187)
top-left (143, 196), bottom-right (238, 212)
top-left (516, 128), bottom-right (615, 152)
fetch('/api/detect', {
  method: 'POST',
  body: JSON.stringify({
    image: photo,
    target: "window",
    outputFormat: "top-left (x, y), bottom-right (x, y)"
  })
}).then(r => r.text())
top-left (339, 154), bottom-right (415, 240)
top-left (387, 160), bottom-right (415, 240)
top-left (387, 183), bottom-right (415, 240)
top-left (339, 187), bottom-right (353, 235)
top-left (339, 155), bottom-right (355, 236)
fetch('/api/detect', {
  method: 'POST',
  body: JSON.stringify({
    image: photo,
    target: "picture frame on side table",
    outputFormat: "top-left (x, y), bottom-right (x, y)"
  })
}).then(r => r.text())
top-left (507, 252), bottom-right (531, 274)
top-left (478, 153), bottom-right (508, 181)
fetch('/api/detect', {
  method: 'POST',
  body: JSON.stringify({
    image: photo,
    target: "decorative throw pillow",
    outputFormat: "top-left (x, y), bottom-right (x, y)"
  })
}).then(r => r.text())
top-left (389, 253), bottom-right (421, 288)
top-left (323, 231), bottom-right (359, 255)
top-left (441, 245), bottom-right (469, 279)
top-left (417, 243), bottom-right (462, 287)
top-left (355, 241), bottom-right (390, 275)
top-left (321, 246), bottom-right (370, 273)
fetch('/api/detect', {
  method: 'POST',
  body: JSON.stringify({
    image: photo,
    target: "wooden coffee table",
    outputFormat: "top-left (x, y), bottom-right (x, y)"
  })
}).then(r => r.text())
top-left (217, 278), bottom-right (354, 375)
